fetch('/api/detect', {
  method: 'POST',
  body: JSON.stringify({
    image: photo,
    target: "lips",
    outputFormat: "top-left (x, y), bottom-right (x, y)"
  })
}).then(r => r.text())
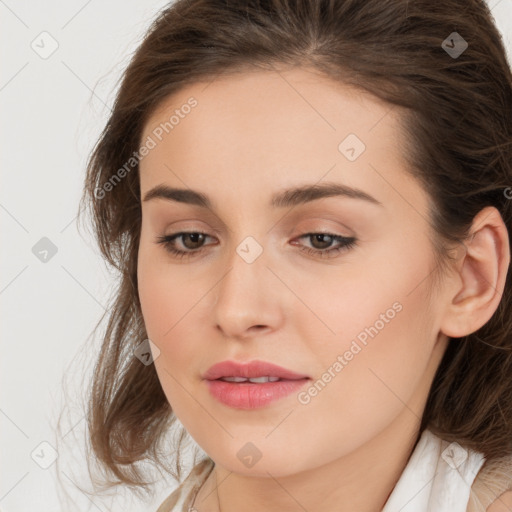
top-left (202, 359), bottom-right (310, 381)
top-left (203, 359), bottom-right (311, 409)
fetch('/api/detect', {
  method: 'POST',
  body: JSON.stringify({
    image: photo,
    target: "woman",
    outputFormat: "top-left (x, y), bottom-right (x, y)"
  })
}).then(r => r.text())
top-left (78, 0), bottom-right (512, 510)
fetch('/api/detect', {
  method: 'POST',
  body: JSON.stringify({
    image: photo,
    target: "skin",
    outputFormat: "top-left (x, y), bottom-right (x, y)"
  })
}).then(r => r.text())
top-left (137, 67), bottom-right (510, 512)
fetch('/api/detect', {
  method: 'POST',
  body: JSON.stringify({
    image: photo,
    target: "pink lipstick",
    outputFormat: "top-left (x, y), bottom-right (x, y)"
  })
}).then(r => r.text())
top-left (203, 359), bottom-right (310, 409)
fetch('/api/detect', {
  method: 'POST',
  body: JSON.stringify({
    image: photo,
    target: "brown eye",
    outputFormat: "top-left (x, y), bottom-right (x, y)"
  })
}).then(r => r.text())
top-left (309, 233), bottom-right (336, 250)
top-left (292, 233), bottom-right (357, 259)
top-left (179, 232), bottom-right (207, 250)
top-left (155, 231), bottom-right (215, 259)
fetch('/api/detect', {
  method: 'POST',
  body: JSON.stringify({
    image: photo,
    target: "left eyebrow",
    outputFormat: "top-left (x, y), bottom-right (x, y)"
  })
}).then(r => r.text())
top-left (270, 182), bottom-right (383, 209)
top-left (142, 181), bottom-right (384, 209)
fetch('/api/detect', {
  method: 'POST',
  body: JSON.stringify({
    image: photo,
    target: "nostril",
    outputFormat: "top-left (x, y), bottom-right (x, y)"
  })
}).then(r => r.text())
top-left (244, 325), bottom-right (268, 335)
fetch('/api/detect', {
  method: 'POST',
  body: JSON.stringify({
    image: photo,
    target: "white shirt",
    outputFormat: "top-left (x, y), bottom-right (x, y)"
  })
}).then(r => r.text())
top-left (382, 428), bottom-right (485, 512)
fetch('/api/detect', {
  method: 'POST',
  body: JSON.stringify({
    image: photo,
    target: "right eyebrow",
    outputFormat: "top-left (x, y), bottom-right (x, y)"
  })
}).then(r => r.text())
top-left (143, 185), bottom-right (210, 207)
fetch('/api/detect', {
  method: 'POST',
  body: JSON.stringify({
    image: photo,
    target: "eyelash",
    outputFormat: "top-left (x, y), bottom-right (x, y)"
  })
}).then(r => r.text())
top-left (155, 231), bottom-right (357, 260)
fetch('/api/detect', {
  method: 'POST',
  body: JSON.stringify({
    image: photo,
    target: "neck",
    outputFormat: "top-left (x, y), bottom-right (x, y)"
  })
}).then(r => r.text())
top-left (194, 412), bottom-right (423, 512)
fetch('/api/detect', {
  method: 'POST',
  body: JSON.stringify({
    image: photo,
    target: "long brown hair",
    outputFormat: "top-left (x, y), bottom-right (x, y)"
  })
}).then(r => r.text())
top-left (76, 0), bottom-right (512, 494)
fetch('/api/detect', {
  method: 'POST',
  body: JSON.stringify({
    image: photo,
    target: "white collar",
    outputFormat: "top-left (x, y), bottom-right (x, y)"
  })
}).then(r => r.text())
top-left (382, 429), bottom-right (485, 512)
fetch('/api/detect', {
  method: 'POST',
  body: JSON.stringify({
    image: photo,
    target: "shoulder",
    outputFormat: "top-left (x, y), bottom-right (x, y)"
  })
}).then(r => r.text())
top-left (487, 491), bottom-right (512, 512)
top-left (156, 458), bottom-right (215, 512)
top-left (467, 455), bottom-right (512, 512)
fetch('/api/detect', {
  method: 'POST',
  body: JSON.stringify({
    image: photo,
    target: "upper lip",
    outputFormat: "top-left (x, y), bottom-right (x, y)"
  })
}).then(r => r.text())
top-left (203, 360), bottom-right (310, 381)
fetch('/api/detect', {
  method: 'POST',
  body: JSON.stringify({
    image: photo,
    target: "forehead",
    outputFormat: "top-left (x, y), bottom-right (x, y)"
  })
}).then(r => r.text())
top-left (139, 67), bottom-right (428, 220)
top-left (142, 66), bottom-right (398, 147)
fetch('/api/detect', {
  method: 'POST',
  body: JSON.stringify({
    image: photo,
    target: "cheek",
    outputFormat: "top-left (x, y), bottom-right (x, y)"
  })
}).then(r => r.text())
top-left (289, 228), bottom-right (435, 346)
top-left (138, 235), bottom-right (197, 338)
top-left (292, 236), bottom-right (438, 432)
top-left (137, 241), bottom-right (213, 384)
top-left (137, 250), bottom-right (203, 418)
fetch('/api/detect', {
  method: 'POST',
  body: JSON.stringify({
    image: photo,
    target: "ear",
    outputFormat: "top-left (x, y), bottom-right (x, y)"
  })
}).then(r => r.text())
top-left (440, 206), bottom-right (510, 338)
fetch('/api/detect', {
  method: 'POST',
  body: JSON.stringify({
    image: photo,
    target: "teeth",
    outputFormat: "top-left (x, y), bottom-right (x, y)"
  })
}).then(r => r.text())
top-left (221, 376), bottom-right (248, 382)
top-left (220, 376), bottom-right (281, 383)
top-left (248, 376), bottom-right (281, 383)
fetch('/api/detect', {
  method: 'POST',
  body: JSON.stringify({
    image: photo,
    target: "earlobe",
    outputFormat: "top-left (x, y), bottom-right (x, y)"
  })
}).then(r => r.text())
top-left (440, 206), bottom-right (510, 339)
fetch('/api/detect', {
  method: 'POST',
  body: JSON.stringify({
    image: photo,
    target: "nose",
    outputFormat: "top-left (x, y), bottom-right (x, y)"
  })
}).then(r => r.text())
top-left (212, 242), bottom-right (283, 340)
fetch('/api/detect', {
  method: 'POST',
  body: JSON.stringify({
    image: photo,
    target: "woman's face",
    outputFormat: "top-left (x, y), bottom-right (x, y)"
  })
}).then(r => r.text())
top-left (137, 67), bottom-right (450, 476)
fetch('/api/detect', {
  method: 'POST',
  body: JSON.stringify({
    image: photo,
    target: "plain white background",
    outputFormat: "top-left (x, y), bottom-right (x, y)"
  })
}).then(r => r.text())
top-left (1, 1), bottom-right (511, 511)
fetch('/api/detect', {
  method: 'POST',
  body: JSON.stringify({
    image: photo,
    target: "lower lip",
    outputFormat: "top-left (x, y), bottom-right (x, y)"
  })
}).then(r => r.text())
top-left (205, 378), bottom-right (310, 409)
